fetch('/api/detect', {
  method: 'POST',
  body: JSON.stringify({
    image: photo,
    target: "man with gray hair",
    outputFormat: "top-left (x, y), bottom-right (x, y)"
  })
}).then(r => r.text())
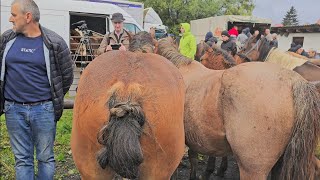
top-left (0, 0), bottom-right (73, 179)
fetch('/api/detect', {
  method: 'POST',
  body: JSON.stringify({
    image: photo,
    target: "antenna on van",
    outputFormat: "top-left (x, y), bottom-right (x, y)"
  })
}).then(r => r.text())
top-left (71, 20), bottom-right (95, 74)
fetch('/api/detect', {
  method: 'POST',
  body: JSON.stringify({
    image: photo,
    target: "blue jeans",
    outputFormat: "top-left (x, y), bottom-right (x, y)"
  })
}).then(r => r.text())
top-left (4, 100), bottom-right (56, 180)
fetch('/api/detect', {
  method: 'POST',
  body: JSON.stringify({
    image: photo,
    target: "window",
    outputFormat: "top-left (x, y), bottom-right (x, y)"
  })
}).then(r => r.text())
top-left (70, 12), bottom-right (107, 35)
top-left (292, 37), bottom-right (304, 46)
top-left (123, 23), bottom-right (141, 34)
top-left (155, 29), bottom-right (166, 39)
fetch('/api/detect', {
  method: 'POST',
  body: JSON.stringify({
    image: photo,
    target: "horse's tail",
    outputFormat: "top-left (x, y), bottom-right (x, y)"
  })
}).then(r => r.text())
top-left (97, 93), bottom-right (145, 179)
top-left (280, 80), bottom-right (320, 180)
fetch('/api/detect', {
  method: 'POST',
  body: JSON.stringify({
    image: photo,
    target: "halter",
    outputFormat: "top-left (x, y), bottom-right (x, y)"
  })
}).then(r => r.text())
top-left (236, 53), bottom-right (252, 62)
top-left (235, 39), bottom-right (261, 62)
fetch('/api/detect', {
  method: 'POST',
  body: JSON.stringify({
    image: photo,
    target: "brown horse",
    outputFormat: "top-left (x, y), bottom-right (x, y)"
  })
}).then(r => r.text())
top-left (200, 38), bottom-right (320, 179)
top-left (71, 50), bottom-right (186, 179)
top-left (199, 42), bottom-right (250, 70)
top-left (157, 38), bottom-right (320, 180)
top-left (239, 36), bottom-right (320, 90)
top-left (195, 41), bottom-right (206, 62)
top-left (194, 42), bottom-right (238, 178)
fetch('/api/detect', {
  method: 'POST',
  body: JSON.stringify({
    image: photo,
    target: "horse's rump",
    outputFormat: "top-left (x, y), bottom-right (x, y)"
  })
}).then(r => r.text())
top-left (221, 62), bottom-right (320, 179)
top-left (72, 51), bottom-right (185, 179)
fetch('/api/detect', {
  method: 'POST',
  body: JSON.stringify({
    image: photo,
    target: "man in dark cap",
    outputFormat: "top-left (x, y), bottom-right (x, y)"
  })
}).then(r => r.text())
top-left (97, 12), bottom-right (131, 55)
top-left (220, 30), bottom-right (237, 56)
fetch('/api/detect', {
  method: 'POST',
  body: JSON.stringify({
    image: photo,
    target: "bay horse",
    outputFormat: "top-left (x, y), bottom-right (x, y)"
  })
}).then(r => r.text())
top-left (200, 38), bottom-right (320, 179)
top-left (71, 50), bottom-right (186, 179)
top-left (239, 36), bottom-right (320, 91)
top-left (157, 38), bottom-right (320, 180)
top-left (195, 41), bottom-right (206, 62)
top-left (194, 42), bottom-right (237, 178)
top-left (199, 42), bottom-right (250, 70)
top-left (130, 32), bottom-right (233, 179)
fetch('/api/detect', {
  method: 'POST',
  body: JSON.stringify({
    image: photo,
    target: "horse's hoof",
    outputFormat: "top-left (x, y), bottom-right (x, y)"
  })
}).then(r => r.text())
top-left (215, 171), bottom-right (225, 177)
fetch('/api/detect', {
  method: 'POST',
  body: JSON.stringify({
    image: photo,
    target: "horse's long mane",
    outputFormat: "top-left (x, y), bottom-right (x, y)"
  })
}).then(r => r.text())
top-left (202, 43), bottom-right (237, 66)
top-left (257, 37), bottom-right (274, 61)
top-left (158, 38), bottom-right (193, 68)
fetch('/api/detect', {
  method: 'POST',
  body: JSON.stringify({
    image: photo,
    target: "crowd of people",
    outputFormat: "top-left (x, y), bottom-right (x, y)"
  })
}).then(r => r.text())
top-left (1, 0), bottom-right (319, 179)
top-left (199, 25), bottom-right (319, 60)
top-left (200, 26), bottom-right (279, 58)
top-left (288, 42), bottom-right (320, 59)
top-left (96, 18), bottom-right (319, 61)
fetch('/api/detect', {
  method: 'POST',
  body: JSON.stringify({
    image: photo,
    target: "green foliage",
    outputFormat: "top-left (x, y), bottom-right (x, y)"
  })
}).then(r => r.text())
top-left (132, 0), bottom-right (255, 34)
top-left (282, 6), bottom-right (299, 26)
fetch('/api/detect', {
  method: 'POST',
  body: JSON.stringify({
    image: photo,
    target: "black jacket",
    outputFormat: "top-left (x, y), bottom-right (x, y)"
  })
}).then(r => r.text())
top-left (0, 25), bottom-right (73, 121)
top-left (221, 39), bottom-right (237, 56)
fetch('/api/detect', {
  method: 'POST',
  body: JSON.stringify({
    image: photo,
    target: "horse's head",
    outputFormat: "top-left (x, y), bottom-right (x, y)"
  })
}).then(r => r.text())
top-left (200, 43), bottom-right (236, 70)
top-left (200, 43), bottom-right (213, 66)
top-left (240, 35), bottom-right (273, 62)
top-left (129, 31), bottom-right (156, 53)
top-left (195, 41), bottom-right (206, 61)
top-left (240, 35), bottom-right (261, 61)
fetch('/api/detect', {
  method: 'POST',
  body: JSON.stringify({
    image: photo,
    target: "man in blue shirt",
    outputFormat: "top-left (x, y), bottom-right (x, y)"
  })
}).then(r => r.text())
top-left (0, 0), bottom-right (73, 179)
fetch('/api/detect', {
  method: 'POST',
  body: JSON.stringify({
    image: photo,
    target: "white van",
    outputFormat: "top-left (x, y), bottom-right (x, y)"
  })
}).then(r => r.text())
top-left (1, 0), bottom-right (143, 47)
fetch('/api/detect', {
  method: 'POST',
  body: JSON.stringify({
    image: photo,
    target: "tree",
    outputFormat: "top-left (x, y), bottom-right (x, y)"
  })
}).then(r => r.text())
top-left (131, 0), bottom-right (255, 34)
top-left (282, 6), bottom-right (299, 26)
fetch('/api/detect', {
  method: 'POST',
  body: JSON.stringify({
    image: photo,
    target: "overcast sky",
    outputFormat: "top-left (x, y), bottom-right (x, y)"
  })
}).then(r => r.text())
top-left (252, 0), bottom-right (320, 25)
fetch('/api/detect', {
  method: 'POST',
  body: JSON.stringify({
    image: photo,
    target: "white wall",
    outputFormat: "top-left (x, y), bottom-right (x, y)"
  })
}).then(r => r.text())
top-left (277, 33), bottom-right (320, 52)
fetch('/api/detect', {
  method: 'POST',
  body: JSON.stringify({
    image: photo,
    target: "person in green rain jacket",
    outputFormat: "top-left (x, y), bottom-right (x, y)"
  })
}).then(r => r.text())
top-left (179, 23), bottom-right (197, 59)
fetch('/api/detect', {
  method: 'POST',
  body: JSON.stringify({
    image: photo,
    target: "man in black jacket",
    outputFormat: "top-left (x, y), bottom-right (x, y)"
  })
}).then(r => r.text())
top-left (220, 30), bottom-right (237, 56)
top-left (0, 0), bottom-right (73, 179)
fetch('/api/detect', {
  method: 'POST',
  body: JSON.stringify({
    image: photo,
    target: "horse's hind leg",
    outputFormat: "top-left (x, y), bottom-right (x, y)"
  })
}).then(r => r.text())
top-left (270, 156), bottom-right (283, 180)
top-left (170, 169), bottom-right (179, 180)
top-left (216, 156), bottom-right (228, 177)
top-left (199, 156), bottom-right (216, 180)
top-left (239, 169), bottom-right (268, 180)
top-left (188, 149), bottom-right (199, 180)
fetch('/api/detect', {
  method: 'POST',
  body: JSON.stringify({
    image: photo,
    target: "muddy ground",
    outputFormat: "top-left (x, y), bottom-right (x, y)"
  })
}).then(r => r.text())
top-left (176, 155), bottom-right (240, 180)
top-left (59, 154), bottom-right (240, 180)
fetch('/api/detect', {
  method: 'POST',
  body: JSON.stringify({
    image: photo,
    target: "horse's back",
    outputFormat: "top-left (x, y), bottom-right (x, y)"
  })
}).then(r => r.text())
top-left (72, 51), bottom-right (185, 179)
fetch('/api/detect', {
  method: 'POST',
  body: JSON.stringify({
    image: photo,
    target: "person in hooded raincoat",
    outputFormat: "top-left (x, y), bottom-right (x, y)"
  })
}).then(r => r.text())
top-left (179, 23), bottom-right (197, 59)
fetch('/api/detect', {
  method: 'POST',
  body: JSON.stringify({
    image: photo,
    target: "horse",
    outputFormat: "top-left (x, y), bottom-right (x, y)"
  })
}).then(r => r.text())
top-left (239, 36), bottom-right (320, 91)
top-left (199, 42), bottom-right (250, 70)
top-left (128, 33), bottom-right (231, 178)
top-left (71, 49), bottom-right (186, 179)
top-left (200, 38), bottom-right (320, 179)
top-left (156, 37), bottom-right (320, 180)
top-left (197, 42), bottom-right (251, 179)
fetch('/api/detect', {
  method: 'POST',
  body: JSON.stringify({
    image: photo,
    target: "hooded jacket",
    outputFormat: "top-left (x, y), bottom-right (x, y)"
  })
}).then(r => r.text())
top-left (179, 23), bottom-right (197, 59)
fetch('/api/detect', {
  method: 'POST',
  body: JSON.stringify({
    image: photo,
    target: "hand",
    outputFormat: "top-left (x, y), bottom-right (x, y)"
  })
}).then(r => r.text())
top-left (106, 45), bottom-right (112, 52)
top-left (119, 43), bottom-right (126, 51)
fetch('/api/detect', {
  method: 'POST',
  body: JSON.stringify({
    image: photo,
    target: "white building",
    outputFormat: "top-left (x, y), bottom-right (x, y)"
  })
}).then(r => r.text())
top-left (271, 24), bottom-right (320, 52)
